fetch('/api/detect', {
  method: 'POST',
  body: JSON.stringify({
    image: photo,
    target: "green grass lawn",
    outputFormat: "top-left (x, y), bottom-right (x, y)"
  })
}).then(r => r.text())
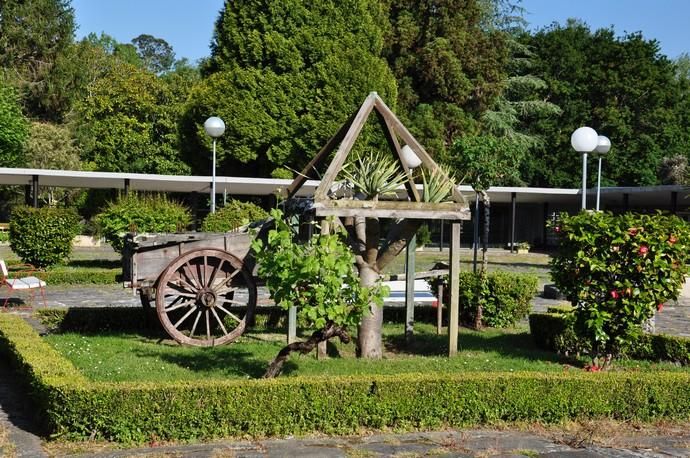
top-left (0, 246), bottom-right (120, 285)
top-left (43, 323), bottom-right (687, 382)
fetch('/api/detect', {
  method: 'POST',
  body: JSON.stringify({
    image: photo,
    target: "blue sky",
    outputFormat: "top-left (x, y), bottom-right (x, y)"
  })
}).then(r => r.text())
top-left (72, 0), bottom-right (690, 63)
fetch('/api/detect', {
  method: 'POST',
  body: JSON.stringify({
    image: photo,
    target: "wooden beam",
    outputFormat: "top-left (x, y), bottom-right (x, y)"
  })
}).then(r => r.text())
top-left (314, 93), bottom-right (377, 200)
top-left (373, 96), bottom-right (465, 205)
top-left (375, 110), bottom-right (421, 202)
top-left (448, 222), bottom-right (461, 356)
top-left (313, 199), bottom-right (470, 220)
top-left (286, 111), bottom-right (356, 199)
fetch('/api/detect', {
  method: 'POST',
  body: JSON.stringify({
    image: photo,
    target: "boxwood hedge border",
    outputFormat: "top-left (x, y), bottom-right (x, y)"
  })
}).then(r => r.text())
top-left (1, 313), bottom-right (690, 444)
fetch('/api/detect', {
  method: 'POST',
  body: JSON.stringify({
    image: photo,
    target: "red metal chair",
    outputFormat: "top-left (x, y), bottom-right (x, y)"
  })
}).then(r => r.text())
top-left (0, 260), bottom-right (47, 308)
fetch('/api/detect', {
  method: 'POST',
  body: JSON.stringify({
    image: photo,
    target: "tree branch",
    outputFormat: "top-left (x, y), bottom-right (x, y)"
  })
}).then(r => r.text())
top-left (376, 219), bottom-right (422, 271)
top-left (263, 323), bottom-right (351, 378)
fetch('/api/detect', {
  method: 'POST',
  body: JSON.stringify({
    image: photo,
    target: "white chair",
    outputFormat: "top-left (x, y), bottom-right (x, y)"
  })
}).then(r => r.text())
top-left (0, 260), bottom-right (47, 308)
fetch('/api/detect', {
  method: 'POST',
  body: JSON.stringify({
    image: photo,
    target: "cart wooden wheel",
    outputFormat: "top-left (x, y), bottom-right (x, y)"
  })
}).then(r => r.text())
top-left (155, 248), bottom-right (256, 347)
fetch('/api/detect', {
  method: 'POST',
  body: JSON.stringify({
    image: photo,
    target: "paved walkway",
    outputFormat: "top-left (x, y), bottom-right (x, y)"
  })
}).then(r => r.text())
top-left (1, 285), bottom-right (689, 456)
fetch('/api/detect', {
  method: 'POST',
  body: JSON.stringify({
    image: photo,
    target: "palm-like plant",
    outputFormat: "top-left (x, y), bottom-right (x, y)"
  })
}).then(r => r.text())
top-left (340, 150), bottom-right (407, 200)
top-left (421, 165), bottom-right (456, 203)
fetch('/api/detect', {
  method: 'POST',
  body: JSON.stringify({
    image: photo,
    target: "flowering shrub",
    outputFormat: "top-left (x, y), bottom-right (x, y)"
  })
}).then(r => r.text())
top-left (550, 211), bottom-right (690, 368)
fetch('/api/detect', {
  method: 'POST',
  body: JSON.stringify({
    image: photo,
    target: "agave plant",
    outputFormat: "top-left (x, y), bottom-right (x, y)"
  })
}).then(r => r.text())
top-left (340, 150), bottom-right (408, 200)
top-left (421, 165), bottom-right (456, 203)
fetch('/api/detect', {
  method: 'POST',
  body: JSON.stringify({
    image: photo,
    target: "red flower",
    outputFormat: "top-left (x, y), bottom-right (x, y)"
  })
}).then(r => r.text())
top-left (657, 303), bottom-right (664, 312)
top-left (585, 364), bottom-right (601, 372)
top-left (628, 228), bottom-right (638, 236)
top-left (638, 245), bottom-right (649, 255)
top-left (610, 290), bottom-right (620, 299)
top-left (669, 235), bottom-right (677, 244)
top-left (554, 226), bottom-right (561, 233)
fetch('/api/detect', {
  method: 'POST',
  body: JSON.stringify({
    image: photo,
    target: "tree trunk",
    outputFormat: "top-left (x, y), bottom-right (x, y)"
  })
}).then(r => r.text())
top-left (357, 263), bottom-right (383, 358)
top-left (263, 322), bottom-right (350, 378)
top-left (474, 190), bottom-right (491, 329)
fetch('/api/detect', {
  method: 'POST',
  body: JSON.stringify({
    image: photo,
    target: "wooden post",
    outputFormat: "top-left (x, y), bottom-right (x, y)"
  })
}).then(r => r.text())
top-left (124, 178), bottom-right (130, 196)
top-left (436, 283), bottom-right (444, 335)
top-left (32, 174), bottom-right (39, 208)
top-left (439, 219), bottom-right (444, 252)
top-left (287, 306), bottom-right (297, 345)
top-left (510, 192), bottom-right (516, 253)
top-left (405, 234), bottom-right (416, 343)
top-left (472, 193), bottom-right (479, 273)
top-left (448, 222), bottom-right (461, 356)
top-left (671, 191), bottom-right (678, 215)
top-left (316, 219), bottom-right (331, 359)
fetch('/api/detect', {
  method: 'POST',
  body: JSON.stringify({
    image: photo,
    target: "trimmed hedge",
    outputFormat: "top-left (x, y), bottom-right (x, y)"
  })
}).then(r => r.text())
top-left (2, 313), bottom-right (690, 443)
top-left (9, 206), bottom-right (80, 267)
top-left (433, 271), bottom-right (538, 327)
top-left (530, 311), bottom-right (690, 365)
top-left (2, 260), bottom-right (119, 285)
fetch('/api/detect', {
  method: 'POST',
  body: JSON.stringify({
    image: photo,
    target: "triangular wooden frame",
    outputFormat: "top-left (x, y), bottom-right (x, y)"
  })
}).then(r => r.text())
top-left (287, 92), bottom-right (469, 221)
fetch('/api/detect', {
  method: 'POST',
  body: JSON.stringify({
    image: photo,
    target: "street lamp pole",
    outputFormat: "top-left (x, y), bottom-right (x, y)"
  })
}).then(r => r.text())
top-left (595, 135), bottom-right (611, 211)
top-left (571, 127), bottom-right (599, 210)
top-left (203, 116), bottom-right (226, 213)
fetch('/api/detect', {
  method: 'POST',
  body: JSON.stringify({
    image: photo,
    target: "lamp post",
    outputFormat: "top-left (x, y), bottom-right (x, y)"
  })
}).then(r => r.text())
top-left (595, 135), bottom-right (611, 211)
top-left (204, 116), bottom-right (225, 213)
top-left (400, 144), bottom-right (422, 342)
top-left (571, 127), bottom-right (599, 210)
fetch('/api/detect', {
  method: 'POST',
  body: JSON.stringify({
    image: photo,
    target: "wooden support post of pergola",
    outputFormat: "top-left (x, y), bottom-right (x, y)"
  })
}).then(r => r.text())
top-left (405, 234), bottom-right (416, 343)
top-left (449, 222), bottom-right (461, 356)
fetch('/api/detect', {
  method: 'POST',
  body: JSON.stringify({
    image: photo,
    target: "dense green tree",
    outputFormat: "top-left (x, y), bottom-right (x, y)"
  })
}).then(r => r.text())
top-left (383, 0), bottom-right (510, 159)
top-left (524, 21), bottom-right (690, 187)
top-left (0, 82), bottom-right (28, 167)
top-left (0, 0), bottom-right (76, 120)
top-left (182, 0), bottom-right (397, 178)
top-left (480, 36), bottom-right (561, 174)
top-left (73, 61), bottom-right (190, 175)
top-left (24, 121), bottom-right (84, 206)
top-left (450, 134), bottom-right (523, 327)
top-left (132, 34), bottom-right (175, 73)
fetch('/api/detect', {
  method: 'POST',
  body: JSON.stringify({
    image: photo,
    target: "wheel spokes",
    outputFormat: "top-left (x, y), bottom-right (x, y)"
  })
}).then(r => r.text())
top-left (165, 298), bottom-right (195, 312)
top-left (207, 258), bottom-right (225, 289)
top-left (189, 310), bottom-right (202, 338)
top-left (211, 307), bottom-right (229, 335)
top-left (218, 297), bottom-right (247, 306)
top-left (182, 262), bottom-right (202, 290)
top-left (216, 304), bottom-right (242, 323)
top-left (173, 306), bottom-right (198, 329)
top-left (205, 310), bottom-right (211, 339)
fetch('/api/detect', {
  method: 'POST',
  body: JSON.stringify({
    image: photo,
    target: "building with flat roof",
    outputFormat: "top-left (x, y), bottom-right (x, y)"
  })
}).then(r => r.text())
top-left (0, 167), bottom-right (687, 248)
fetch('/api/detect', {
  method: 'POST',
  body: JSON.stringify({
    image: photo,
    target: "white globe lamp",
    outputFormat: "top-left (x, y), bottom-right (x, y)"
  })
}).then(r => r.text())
top-left (204, 117), bottom-right (226, 213)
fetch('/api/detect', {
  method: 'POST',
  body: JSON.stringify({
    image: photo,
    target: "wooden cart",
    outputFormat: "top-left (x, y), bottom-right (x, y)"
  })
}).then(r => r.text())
top-left (122, 230), bottom-right (261, 347)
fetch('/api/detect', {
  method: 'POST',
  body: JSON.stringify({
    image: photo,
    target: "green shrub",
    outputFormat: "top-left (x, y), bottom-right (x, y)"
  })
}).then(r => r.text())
top-left (3, 312), bottom-right (690, 443)
top-left (551, 212), bottom-right (690, 366)
top-left (529, 311), bottom-right (690, 365)
top-left (416, 223), bottom-right (432, 247)
top-left (433, 272), bottom-right (537, 328)
top-left (94, 194), bottom-right (191, 253)
top-left (201, 199), bottom-right (268, 232)
top-left (34, 268), bottom-right (118, 285)
top-left (9, 206), bottom-right (80, 268)
top-left (0, 231), bottom-right (9, 243)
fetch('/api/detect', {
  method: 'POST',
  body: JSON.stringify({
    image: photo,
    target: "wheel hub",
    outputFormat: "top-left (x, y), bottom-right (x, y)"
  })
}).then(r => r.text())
top-left (198, 288), bottom-right (217, 308)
